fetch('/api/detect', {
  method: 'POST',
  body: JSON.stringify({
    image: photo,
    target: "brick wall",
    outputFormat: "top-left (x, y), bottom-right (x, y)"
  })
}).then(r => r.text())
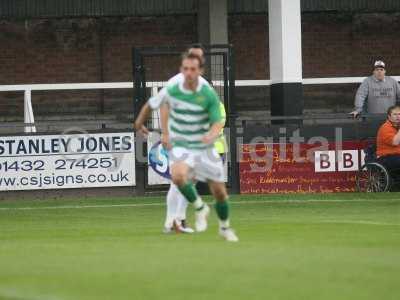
top-left (228, 14), bottom-right (269, 79)
top-left (228, 12), bottom-right (400, 79)
top-left (0, 16), bottom-right (196, 116)
top-left (302, 12), bottom-right (400, 77)
top-left (229, 12), bottom-right (400, 111)
top-left (0, 12), bottom-right (400, 117)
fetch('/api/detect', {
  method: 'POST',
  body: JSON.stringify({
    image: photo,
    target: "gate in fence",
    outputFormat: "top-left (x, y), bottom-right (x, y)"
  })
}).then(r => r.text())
top-left (132, 45), bottom-right (240, 194)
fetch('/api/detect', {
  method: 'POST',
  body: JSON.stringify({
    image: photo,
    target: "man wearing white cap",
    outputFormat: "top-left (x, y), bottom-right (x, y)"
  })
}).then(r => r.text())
top-left (350, 60), bottom-right (400, 118)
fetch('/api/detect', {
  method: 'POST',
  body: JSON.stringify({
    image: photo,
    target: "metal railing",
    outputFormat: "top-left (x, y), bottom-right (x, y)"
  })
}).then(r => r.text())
top-left (0, 76), bottom-right (399, 133)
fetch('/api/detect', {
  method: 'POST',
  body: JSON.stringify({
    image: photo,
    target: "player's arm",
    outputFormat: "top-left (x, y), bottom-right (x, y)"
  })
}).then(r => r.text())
top-left (160, 102), bottom-right (171, 149)
top-left (134, 87), bottom-right (168, 136)
top-left (220, 102), bottom-right (226, 126)
top-left (203, 122), bottom-right (224, 144)
top-left (134, 102), bottom-right (151, 136)
top-left (202, 89), bottom-right (223, 145)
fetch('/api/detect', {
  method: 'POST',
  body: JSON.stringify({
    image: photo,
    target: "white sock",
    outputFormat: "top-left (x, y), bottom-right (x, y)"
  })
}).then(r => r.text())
top-left (165, 184), bottom-right (178, 228)
top-left (176, 190), bottom-right (189, 221)
top-left (193, 197), bottom-right (204, 210)
top-left (219, 219), bottom-right (230, 229)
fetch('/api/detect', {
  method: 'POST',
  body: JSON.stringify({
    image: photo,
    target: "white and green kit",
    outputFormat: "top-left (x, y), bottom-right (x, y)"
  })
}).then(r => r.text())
top-left (148, 73), bottom-right (237, 240)
top-left (149, 76), bottom-right (225, 182)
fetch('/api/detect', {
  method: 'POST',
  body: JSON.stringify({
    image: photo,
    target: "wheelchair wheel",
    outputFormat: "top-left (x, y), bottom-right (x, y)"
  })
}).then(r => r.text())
top-left (356, 162), bottom-right (391, 192)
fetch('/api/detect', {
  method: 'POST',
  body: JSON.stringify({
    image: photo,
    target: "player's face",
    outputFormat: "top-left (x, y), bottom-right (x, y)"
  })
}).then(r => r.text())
top-left (389, 109), bottom-right (400, 124)
top-left (373, 68), bottom-right (386, 80)
top-left (181, 58), bottom-right (201, 84)
top-left (188, 48), bottom-right (205, 70)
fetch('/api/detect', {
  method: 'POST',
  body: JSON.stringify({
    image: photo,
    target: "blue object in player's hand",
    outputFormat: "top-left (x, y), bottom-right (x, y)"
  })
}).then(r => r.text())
top-left (148, 141), bottom-right (171, 179)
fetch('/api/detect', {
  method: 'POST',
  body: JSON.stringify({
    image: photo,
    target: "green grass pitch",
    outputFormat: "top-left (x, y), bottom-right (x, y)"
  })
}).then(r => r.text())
top-left (0, 193), bottom-right (399, 300)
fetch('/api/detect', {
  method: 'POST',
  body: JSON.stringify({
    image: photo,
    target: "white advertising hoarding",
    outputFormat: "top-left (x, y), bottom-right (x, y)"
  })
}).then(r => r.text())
top-left (0, 132), bottom-right (135, 191)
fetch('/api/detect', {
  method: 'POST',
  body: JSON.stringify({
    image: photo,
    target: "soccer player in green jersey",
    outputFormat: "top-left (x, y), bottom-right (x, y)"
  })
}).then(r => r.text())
top-left (135, 45), bottom-right (209, 234)
top-left (160, 52), bottom-right (238, 242)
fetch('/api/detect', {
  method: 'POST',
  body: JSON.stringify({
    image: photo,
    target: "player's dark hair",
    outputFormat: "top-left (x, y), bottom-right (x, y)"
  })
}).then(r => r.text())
top-left (387, 105), bottom-right (400, 116)
top-left (181, 52), bottom-right (204, 68)
top-left (187, 43), bottom-right (206, 65)
top-left (187, 43), bottom-right (206, 54)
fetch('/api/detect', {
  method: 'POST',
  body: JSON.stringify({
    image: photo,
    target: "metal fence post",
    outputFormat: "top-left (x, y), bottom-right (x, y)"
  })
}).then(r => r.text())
top-left (24, 89), bottom-right (36, 133)
top-left (228, 45), bottom-right (240, 194)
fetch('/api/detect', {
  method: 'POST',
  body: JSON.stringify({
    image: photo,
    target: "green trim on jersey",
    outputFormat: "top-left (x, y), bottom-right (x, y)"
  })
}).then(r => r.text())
top-left (173, 108), bottom-right (207, 115)
top-left (170, 113), bottom-right (209, 125)
top-left (170, 125), bottom-right (208, 135)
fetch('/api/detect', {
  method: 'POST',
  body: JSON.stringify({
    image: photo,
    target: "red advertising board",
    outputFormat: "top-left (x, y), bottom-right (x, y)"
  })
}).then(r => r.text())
top-left (240, 141), bottom-right (368, 194)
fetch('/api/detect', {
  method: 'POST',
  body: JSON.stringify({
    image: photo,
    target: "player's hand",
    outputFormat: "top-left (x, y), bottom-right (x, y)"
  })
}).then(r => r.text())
top-left (161, 133), bottom-right (171, 150)
top-left (202, 133), bottom-right (215, 145)
top-left (349, 111), bottom-right (360, 118)
top-left (134, 122), bottom-right (149, 137)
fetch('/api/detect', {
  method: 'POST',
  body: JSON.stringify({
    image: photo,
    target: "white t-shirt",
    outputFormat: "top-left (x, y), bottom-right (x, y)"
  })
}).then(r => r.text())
top-left (148, 73), bottom-right (210, 109)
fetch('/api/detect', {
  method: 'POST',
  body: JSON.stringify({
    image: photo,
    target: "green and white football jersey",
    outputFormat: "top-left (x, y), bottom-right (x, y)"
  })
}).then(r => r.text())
top-left (148, 73), bottom-right (209, 110)
top-left (166, 81), bottom-right (222, 149)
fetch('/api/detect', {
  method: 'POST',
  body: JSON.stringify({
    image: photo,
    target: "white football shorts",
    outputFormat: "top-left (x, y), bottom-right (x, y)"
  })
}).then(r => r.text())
top-left (168, 146), bottom-right (225, 183)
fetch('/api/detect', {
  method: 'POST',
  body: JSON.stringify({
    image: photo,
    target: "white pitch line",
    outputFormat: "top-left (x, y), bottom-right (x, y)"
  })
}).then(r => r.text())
top-left (318, 220), bottom-right (400, 226)
top-left (0, 202), bottom-right (164, 211)
top-left (0, 287), bottom-right (62, 300)
top-left (0, 198), bottom-right (398, 211)
top-left (235, 216), bottom-right (400, 226)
